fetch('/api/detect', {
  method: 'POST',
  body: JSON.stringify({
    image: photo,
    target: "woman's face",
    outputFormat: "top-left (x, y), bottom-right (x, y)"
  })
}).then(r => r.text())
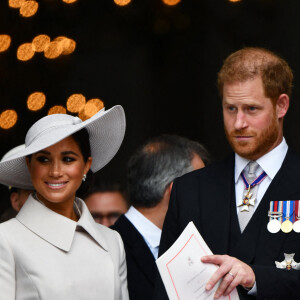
top-left (26, 136), bottom-right (92, 207)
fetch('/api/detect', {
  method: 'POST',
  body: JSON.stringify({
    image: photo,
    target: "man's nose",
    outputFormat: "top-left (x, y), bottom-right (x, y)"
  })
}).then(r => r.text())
top-left (234, 111), bottom-right (248, 130)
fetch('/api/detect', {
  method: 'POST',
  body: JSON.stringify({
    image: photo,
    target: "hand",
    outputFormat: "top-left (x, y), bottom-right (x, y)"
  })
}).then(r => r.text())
top-left (201, 255), bottom-right (255, 299)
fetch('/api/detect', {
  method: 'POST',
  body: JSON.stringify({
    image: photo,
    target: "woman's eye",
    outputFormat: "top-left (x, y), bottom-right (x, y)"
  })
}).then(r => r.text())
top-left (37, 156), bottom-right (49, 163)
top-left (63, 156), bottom-right (76, 163)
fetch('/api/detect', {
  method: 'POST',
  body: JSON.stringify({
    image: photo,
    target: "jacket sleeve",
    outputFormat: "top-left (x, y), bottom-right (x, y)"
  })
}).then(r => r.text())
top-left (0, 230), bottom-right (16, 299)
top-left (116, 231), bottom-right (129, 300)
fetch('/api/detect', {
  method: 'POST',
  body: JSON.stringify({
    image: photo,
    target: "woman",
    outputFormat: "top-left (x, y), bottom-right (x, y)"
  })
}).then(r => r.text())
top-left (0, 105), bottom-right (129, 300)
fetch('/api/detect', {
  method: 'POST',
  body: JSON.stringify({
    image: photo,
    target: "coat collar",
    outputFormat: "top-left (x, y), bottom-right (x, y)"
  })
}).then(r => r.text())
top-left (16, 194), bottom-right (108, 252)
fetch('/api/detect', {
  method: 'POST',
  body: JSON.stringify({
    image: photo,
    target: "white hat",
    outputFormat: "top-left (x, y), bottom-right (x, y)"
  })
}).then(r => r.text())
top-left (0, 105), bottom-right (125, 190)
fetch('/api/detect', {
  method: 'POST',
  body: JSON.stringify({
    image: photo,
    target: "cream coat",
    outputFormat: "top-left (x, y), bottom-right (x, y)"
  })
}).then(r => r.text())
top-left (0, 195), bottom-right (129, 300)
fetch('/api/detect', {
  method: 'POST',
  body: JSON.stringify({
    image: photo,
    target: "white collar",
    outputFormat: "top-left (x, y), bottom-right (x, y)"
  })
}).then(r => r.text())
top-left (125, 206), bottom-right (161, 249)
top-left (16, 194), bottom-right (108, 252)
top-left (235, 137), bottom-right (288, 183)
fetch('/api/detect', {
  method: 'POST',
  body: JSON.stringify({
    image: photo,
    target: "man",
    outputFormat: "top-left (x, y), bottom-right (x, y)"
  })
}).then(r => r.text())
top-left (111, 134), bottom-right (210, 300)
top-left (154, 47), bottom-right (300, 300)
top-left (84, 182), bottom-right (128, 226)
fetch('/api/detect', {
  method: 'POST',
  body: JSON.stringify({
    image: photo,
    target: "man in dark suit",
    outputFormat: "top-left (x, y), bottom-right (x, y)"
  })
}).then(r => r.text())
top-left (154, 47), bottom-right (300, 300)
top-left (111, 135), bottom-right (210, 300)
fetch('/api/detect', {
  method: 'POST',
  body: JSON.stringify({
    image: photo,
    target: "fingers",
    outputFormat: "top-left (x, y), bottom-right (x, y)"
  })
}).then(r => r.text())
top-left (201, 255), bottom-right (255, 299)
top-left (202, 255), bottom-right (233, 291)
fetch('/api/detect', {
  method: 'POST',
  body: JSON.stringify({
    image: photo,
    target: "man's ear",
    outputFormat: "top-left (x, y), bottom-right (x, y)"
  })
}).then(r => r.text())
top-left (276, 94), bottom-right (289, 119)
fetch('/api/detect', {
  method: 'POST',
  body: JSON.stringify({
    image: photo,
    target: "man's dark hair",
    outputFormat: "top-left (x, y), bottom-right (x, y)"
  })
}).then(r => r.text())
top-left (127, 134), bottom-right (210, 208)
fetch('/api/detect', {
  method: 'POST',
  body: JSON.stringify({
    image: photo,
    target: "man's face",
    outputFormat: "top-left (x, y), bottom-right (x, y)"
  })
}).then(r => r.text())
top-left (85, 191), bottom-right (128, 227)
top-left (222, 76), bottom-right (282, 160)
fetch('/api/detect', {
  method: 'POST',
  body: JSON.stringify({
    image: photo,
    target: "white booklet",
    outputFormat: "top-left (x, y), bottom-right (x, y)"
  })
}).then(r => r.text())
top-left (156, 222), bottom-right (239, 300)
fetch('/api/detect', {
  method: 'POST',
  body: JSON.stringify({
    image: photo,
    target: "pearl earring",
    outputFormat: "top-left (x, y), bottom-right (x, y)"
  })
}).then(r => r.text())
top-left (82, 174), bottom-right (87, 182)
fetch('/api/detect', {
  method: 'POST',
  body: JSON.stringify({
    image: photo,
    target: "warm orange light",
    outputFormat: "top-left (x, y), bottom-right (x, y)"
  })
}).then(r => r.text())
top-left (48, 106), bottom-right (67, 115)
top-left (19, 0), bottom-right (39, 17)
top-left (17, 43), bottom-right (35, 61)
top-left (0, 110), bottom-right (18, 129)
top-left (78, 110), bottom-right (89, 121)
top-left (228, 0), bottom-right (241, 2)
top-left (67, 94), bottom-right (86, 113)
top-left (0, 35), bottom-right (11, 53)
top-left (8, 0), bottom-right (25, 8)
top-left (27, 92), bottom-right (46, 111)
top-left (32, 35), bottom-right (51, 52)
top-left (54, 36), bottom-right (76, 55)
top-left (114, 0), bottom-right (131, 6)
top-left (85, 98), bottom-right (104, 114)
top-left (62, 0), bottom-right (78, 3)
top-left (44, 41), bottom-right (63, 59)
top-left (162, 0), bottom-right (181, 5)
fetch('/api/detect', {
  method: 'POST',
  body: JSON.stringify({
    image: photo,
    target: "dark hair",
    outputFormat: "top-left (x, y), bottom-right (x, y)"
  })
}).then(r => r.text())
top-left (72, 129), bottom-right (94, 198)
top-left (84, 181), bottom-right (129, 207)
top-left (127, 134), bottom-right (209, 208)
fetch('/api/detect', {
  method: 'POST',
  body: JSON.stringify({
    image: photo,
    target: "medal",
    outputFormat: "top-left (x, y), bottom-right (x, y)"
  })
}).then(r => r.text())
top-left (281, 201), bottom-right (293, 233)
top-left (293, 201), bottom-right (300, 233)
top-left (238, 170), bottom-right (267, 211)
top-left (267, 219), bottom-right (282, 233)
top-left (275, 253), bottom-right (300, 270)
top-left (267, 201), bottom-right (282, 233)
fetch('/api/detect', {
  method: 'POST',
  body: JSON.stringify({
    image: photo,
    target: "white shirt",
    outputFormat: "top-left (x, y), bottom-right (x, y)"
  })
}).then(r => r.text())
top-left (235, 138), bottom-right (288, 213)
top-left (125, 206), bottom-right (162, 259)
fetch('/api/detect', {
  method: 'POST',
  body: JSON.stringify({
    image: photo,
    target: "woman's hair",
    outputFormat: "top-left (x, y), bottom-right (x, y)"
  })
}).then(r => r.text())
top-left (72, 129), bottom-right (94, 198)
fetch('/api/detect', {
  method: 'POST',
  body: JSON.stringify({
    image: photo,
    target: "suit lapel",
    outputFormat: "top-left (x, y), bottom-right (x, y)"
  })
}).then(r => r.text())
top-left (231, 149), bottom-right (300, 263)
top-left (197, 155), bottom-right (235, 255)
top-left (113, 215), bottom-right (157, 285)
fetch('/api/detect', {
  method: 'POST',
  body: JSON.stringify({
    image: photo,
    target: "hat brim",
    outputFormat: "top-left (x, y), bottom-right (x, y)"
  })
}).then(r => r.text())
top-left (0, 105), bottom-right (125, 189)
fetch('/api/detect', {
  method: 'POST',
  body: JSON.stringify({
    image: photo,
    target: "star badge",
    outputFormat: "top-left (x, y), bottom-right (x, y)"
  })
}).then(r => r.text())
top-left (275, 253), bottom-right (300, 270)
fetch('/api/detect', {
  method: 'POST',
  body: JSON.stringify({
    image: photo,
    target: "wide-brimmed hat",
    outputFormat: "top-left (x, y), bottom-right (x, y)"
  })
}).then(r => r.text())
top-left (0, 105), bottom-right (125, 190)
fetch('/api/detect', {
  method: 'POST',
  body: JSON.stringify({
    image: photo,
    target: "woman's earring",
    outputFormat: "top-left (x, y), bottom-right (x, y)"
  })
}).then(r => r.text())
top-left (82, 174), bottom-right (87, 182)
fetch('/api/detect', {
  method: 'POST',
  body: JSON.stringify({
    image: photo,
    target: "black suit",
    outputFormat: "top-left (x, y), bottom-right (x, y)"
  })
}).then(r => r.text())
top-left (154, 149), bottom-right (300, 300)
top-left (111, 215), bottom-right (158, 300)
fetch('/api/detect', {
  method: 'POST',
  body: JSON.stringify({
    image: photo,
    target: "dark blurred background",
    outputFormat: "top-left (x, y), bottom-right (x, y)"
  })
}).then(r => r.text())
top-left (1, 0), bottom-right (300, 213)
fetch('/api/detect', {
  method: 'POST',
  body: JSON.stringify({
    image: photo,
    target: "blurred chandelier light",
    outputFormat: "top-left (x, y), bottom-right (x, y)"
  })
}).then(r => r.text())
top-left (62, 0), bottom-right (78, 3)
top-left (54, 37), bottom-right (76, 55)
top-left (67, 94), bottom-right (86, 113)
top-left (162, 0), bottom-right (181, 6)
top-left (19, 0), bottom-right (39, 17)
top-left (114, 0), bottom-right (132, 6)
top-left (44, 41), bottom-right (63, 59)
top-left (79, 98), bottom-right (104, 120)
top-left (17, 43), bottom-right (35, 61)
top-left (48, 106), bottom-right (67, 115)
top-left (27, 92), bottom-right (46, 111)
top-left (0, 110), bottom-right (18, 129)
top-left (8, 0), bottom-right (25, 9)
top-left (0, 35), bottom-right (11, 53)
top-left (32, 35), bottom-right (51, 52)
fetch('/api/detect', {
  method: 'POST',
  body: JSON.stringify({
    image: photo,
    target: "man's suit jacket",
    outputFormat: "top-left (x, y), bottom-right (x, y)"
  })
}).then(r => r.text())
top-left (112, 214), bottom-right (158, 300)
top-left (154, 149), bottom-right (300, 300)
top-left (0, 195), bottom-right (129, 300)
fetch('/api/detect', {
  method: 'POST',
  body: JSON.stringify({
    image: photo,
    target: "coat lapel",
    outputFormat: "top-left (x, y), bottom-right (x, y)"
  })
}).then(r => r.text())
top-left (113, 215), bottom-right (156, 285)
top-left (197, 155), bottom-right (235, 255)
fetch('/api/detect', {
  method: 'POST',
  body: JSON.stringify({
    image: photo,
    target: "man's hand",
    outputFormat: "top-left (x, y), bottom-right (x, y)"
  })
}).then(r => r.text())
top-left (201, 255), bottom-right (255, 299)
